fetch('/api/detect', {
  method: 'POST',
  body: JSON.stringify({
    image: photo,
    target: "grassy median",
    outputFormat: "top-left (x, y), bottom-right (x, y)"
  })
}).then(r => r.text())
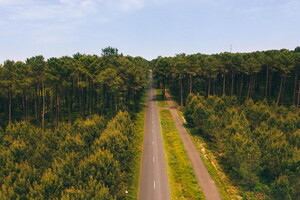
top-left (155, 88), bottom-right (169, 108)
top-left (159, 109), bottom-right (205, 200)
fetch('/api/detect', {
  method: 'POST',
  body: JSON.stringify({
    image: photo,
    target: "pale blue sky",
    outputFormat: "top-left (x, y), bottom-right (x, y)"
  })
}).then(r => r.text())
top-left (0, 0), bottom-right (299, 63)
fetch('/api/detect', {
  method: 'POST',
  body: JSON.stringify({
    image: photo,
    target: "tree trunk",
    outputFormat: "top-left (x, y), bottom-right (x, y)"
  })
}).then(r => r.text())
top-left (250, 74), bottom-right (257, 98)
top-left (239, 74), bottom-right (244, 98)
top-left (268, 72), bottom-right (273, 99)
top-left (293, 71), bottom-right (298, 105)
top-left (189, 74), bottom-right (192, 94)
top-left (247, 74), bottom-right (252, 100)
top-left (37, 83), bottom-right (40, 126)
top-left (89, 79), bottom-right (92, 120)
top-left (68, 87), bottom-right (71, 123)
top-left (163, 80), bottom-right (166, 100)
top-left (115, 90), bottom-right (118, 114)
top-left (208, 76), bottom-right (211, 96)
top-left (34, 88), bottom-right (38, 124)
top-left (56, 87), bottom-right (60, 129)
top-left (8, 89), bottom-right (12, 126)
top-left (276, 76), bottom-right (284, 106)
top-left (281, 76), bottom-right (287, 105)
top-left (83, 84), bottom-right (86, 118)
top-left (231, 71), bottom-right (235, 96)
top-left (49, 93), bottom-right (53, 125)
top-left (80, 86), bottom-right (83, 119)
top-left (297, 81), bottom-right (300, 108)
top-left (42, 80), bottom-right (45, 131)
top-left (101, 85), bottom-right (107, 116)
top-left (213, 77), bottom-right (216, 95)
top-left (222, 72), bottom-right (226, 96)
top-left (110, 92), bottom-right (114, 116)
top-left (180, 78), bottom-right (183, 106)
top-left (265, 66), bottom-right (269, 99)
top-left (25, 94), bottom-right (28, 122)
top-left (22, 94), bottom-right (26, 122)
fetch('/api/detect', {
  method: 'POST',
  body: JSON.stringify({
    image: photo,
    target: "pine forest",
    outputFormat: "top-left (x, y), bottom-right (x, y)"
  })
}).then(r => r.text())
top-left (1, 46), bottom-right (300, 199)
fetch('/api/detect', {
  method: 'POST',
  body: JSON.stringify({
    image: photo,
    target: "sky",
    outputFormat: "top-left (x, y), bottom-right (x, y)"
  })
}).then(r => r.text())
top-left (0, 0), bottom-right (299, 63)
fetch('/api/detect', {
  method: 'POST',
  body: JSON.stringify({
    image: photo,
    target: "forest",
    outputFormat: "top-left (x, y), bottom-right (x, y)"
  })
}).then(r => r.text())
top-left (153, 47), bottom-right (300, 199)
top-left (0, 47), bottom-right (148, 129)
top-left (1, 46), bottom-right (300, 199)
top-left (153, 47), bottom-right (300, 107)
top-left (0, 47), bottom-right (148, 199)
top-left (185, 95), bottom-right (300, 199)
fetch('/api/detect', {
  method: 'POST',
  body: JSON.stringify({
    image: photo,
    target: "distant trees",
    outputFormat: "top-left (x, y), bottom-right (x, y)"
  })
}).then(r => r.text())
top-left (0, 60), bottom-right (15, 125)
top-left (153, 48), bottom-right (300, 106)
top-left (0, 47), bottom-right (148, 128)
top-left (153, 57), bottom-right (172, 99)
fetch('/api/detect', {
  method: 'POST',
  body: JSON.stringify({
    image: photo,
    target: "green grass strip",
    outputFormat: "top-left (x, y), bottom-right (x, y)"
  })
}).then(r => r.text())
top-left (155, 89), bottom-right (169, 108)
top-left (159, 109), bottom-right (205, 200)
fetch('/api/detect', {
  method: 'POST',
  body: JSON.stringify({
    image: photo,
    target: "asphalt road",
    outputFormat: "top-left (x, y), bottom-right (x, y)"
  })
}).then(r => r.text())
top-left (139, 71), bottom-right (170, 200)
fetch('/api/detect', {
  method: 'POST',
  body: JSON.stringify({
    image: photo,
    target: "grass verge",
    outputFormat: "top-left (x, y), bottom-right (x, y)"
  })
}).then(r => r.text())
top-left (159, 109), bottom-right (205, 200)
top-left (155, 89), bottom-right (169, 108)
top-left (127, 89), bottom-right (147, 199)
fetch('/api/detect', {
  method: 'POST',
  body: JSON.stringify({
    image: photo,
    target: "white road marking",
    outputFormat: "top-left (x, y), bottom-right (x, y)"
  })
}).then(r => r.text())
top-left (152, 141), bottom-right (154, 145)
top-left (154, 181), bottom-right (156, 189)
top-left (152, 129), bottom-right (154, 133)
top-left (153, 157), bottom-right (155, 163)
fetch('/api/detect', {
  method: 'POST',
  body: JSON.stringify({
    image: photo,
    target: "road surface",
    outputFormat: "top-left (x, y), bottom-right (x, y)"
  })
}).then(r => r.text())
top-left (139, 71), bottom-right (170, 200)
top-left (165, 91), bottom-right (222, 200)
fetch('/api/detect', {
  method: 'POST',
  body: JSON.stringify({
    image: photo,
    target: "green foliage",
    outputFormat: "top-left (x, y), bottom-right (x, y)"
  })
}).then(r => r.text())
top-left (185, 94), bottom-right (300, 199)
top-left (159, 109), bottom-right (204, 199)
top-left (153, 49), bottom-right (300, 108)
top-left (0, 48), bottom-right (148, 129)
top-left (0, 48), bottom-right (147, 199)
top-left (102, 46), bottom-right (119, 57)
top-left (271, 175), bottom-right (294, 200)
top-left (0, 111), bottom-right (139, 199)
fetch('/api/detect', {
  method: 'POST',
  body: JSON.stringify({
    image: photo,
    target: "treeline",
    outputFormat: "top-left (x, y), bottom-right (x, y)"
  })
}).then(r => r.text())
top-left (0, 47), bottom-right (148, 129)
top-left (153, 47), bottom-right (300, 107)
top-left (184, 95), bottom-right (300, 199)
top-left (0, 111), bottom-right (139, 199)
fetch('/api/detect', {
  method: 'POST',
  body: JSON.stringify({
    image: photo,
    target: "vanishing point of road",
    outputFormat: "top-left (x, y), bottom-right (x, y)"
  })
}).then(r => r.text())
top-left (139, 71), bottom-right (170, 200)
